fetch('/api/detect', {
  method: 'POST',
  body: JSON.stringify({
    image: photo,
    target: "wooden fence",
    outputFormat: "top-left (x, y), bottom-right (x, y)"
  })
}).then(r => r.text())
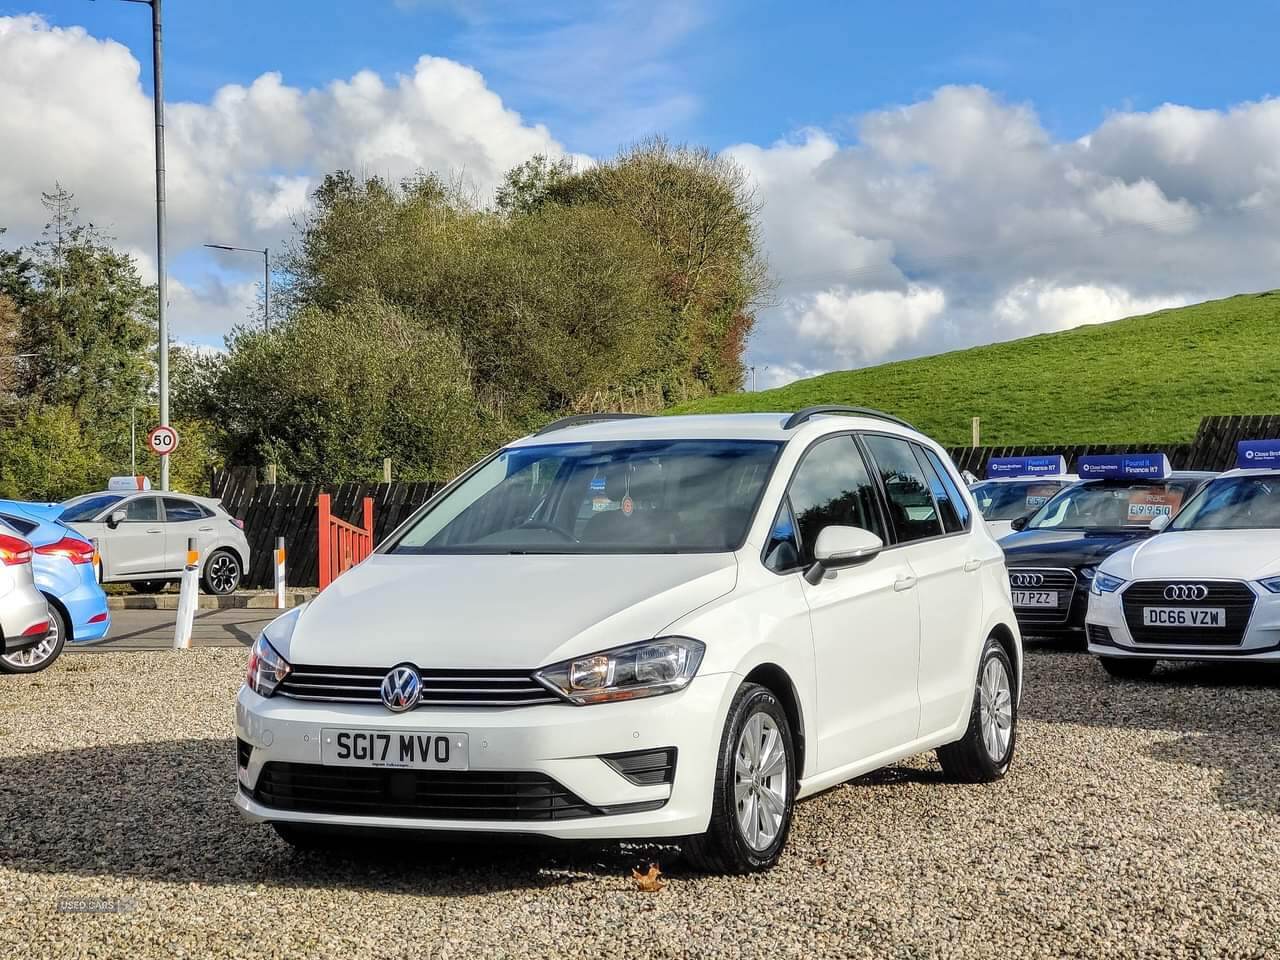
top-left (212, 414), bottom-right (1280, 588)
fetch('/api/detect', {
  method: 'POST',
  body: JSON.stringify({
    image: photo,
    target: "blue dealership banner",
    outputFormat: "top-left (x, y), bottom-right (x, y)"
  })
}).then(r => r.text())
top-left (1077, 452), bottom-right (1171, 479)
top-left (1237, 439), bottom-right (1280, 469)
top-left (986, 455), bottom-right (1067, 479)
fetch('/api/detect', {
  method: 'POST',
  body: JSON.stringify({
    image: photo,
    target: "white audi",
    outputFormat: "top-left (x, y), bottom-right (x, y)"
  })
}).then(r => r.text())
top-left (235, 408), bottom-right (1021, 872)
top-left (1087, 441), bottom-right (1280, 677)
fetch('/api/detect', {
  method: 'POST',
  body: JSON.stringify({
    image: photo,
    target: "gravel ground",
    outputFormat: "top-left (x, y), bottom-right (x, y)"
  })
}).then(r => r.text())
top-left (1, 646), bottom-right (1278, 959)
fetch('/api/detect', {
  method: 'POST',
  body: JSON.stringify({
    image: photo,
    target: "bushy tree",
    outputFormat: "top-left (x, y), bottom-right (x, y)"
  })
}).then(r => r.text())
top-left (0, 405), bottom-right (104, 501)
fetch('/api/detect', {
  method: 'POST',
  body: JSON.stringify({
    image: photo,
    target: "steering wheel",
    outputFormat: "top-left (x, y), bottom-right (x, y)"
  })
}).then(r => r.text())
top-left (516, 520), bottom-right (578, 542)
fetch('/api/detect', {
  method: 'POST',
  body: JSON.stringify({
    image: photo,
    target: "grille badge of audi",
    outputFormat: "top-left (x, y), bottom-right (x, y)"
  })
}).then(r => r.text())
top-left (1163, 583), bottom-right (1209, 601)
top-left (1010, 572), bottom-right (1044, 588)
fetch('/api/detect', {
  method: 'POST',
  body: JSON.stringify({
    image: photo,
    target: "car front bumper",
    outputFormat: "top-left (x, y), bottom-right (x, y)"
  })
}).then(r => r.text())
top-left (234, 671), bottom-right (738, 840)
top-left (1087, 584), bottom-right (1280, 662)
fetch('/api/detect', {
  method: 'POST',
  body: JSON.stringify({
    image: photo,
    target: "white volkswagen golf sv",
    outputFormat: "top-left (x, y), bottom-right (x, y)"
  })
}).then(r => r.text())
top-left (235, 407), bottom-right (1021, 872)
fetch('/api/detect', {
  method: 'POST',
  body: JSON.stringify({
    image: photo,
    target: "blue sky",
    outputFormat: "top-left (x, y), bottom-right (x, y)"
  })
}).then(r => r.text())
top-left (3, 2), bottom-right (1279, 381)
top-left (26, 0), bottom-right (1278, 154)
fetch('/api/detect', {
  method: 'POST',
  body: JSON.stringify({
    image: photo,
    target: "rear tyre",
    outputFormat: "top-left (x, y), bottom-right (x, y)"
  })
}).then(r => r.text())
top-left (130, 580), bottom-right (168, 594)
top-left (1099, 656), bottom-right (1157, 680)
top-left (0, 601), bottom-right (67, 674)
top-left (937, 636), bottom-right (1017, 783)
top-left (202, 549), bottom-right (241, 595)
top-left (683, 682), bottom-right (796, 874)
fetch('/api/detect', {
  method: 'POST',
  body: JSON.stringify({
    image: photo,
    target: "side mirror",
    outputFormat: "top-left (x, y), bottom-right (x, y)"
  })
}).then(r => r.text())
top-left (1148, 514), bottom-right (1171, 532)
top-left (107, 510), bottom-right (126, 529)
top-left (1010, 515), bottom-right (1029, 532)
top-left (804, 526), bottom-right (884, 585)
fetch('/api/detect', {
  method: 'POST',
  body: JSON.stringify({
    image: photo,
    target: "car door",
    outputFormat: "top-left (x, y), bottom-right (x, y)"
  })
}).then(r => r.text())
top-left (861, 435), bottom-right (984, 736)
top-left (105, 495), bottom-right (167, 577)
top-left (786, 434), bottom-right (922, 773)
top-left (162, 497), bottom-right (217, 571)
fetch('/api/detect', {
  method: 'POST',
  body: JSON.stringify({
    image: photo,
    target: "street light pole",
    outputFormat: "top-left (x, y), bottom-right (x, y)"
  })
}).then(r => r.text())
top-left (103, 0), bottom-right (170, 488)
top-left (203, 243), bottom-right (271, 331)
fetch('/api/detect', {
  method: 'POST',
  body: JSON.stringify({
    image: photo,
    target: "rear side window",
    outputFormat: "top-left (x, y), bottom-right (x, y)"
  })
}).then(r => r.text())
top-left (918, 446), bottom-right (971, 533)
top-left (162, 498), bottom-right (208, 523)
top-left (861, 434), bottom-right (944, 543)
top-left (787, 435), bottom-right (885, 561)
top-left (0, 513), bottom-right (37, 536)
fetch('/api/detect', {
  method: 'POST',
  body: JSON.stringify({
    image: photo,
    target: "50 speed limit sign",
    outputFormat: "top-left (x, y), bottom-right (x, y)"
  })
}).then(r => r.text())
top-left (146, 425), bottom-right (180, 456)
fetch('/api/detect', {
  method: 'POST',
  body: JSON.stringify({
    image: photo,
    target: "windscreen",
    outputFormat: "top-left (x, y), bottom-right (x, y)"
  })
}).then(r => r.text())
top-left (1026, 479), bottom-right (1200, 531)
top-left (971, 480), bottom-right (1071, 520)
top-left (1169, 475), bottom-right (1280, 530)
top-left (389, 439), bottom-right (782, 554)
top-left (59, 494), bottom-right (123, 523)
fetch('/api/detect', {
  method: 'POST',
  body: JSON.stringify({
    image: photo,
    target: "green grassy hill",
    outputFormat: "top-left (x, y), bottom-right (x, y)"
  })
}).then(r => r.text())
top-left (672, 291), bottom-right (1280, 446)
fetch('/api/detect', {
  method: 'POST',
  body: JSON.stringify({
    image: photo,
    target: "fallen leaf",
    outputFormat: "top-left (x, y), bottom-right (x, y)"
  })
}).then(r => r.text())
top-left (631, 863), bottom-right (666, 893)
top-left (809, 856), bottom-right (828, 867)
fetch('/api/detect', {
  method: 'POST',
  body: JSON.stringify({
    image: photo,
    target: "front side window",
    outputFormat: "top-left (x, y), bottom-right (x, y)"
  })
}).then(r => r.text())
top-left (1027, 480), bottom-right (1199, 530)
top-left (389, 439), bottom-right (781, 554)
top-left (786, 435), bottom-right (885, 561)
top-left (919, 446), bottom-right (971, 533)
top-left (124, 497), bottom-right (160, 523)
top-left (1169, 476), bottom-right (1280, 530)
top-left (862, 434), bottom-right (943, 542)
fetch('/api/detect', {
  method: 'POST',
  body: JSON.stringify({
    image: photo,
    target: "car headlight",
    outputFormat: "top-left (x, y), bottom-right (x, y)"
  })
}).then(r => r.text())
top-left (1090, 572), bottom-right (1127, 596)
top-left (246, 634), bottom-right (291, 697)
top-left (534, 638), bottom-right (705, 705)
top-left (1258, 577), bottom-right (1280, 594)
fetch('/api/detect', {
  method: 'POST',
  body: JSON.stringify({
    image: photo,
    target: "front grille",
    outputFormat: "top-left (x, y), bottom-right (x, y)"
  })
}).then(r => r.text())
top-left (602, 748), bottom-right (677, 786)
top-left (1121, 580), bottom-right (1256, 646)
top-left (1086, 624), bottom-right (1114, 646)
top-left (253, 762), bottom-right (664, 821)
top-left (276, 664), bottom-right (561, 708)
top-left (1008, 568), bottom-right (1078, 624)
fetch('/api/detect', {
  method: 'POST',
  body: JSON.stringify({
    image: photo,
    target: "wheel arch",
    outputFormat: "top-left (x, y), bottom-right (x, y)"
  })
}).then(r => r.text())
top-left (742, 662), bottom-right (807, 779)
top-left (41, 591), bottom-right (72, 643)
top-left (987, 620), bottom-right (1021, 698)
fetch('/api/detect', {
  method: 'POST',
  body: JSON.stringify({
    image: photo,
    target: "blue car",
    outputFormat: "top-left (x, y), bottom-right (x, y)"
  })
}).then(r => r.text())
top-left (0, 501), bottom-right (110, 672)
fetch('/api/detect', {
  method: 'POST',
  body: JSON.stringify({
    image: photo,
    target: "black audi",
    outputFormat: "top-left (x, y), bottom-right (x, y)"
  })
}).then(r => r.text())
top-left (999, 461), bottom-right (1216, 639)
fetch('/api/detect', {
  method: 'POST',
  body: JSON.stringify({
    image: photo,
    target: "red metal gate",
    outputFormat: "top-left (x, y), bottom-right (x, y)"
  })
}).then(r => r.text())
top-left (317, 493), bottom-right (374, 590)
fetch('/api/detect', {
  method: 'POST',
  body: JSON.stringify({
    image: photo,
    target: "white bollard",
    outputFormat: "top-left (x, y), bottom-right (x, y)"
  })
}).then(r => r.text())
top-left (274, 536), bottom-right (287, 609)
top-left (173, 537), bottom-right (200, 650)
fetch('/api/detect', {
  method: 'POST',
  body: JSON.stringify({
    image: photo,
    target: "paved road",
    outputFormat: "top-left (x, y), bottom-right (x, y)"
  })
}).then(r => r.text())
top-left (71, 608), bottom-right (277, 651)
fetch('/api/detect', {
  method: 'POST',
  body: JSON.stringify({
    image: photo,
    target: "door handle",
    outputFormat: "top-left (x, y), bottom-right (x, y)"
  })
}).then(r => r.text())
top-left (963, 559), bottom-right (983, 573)
top-left (146, 528), bottom-right (162, 534)
top-left (893, 575), bottom-right (917, 592)
top-left (198, 526), bottom-right (214, 532)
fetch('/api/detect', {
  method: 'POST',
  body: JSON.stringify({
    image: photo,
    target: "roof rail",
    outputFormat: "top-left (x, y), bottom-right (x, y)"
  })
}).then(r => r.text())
top-left (533, 413), bottom-right (652, 437)
top-left (783, 405), bottom-right (917, 432)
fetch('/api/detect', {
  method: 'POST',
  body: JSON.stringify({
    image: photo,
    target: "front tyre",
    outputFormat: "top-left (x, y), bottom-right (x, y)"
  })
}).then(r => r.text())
top-left (683, 682), bottom-right (796, 873)
top-left (0, 601), bottom-right (67, 674)
top-left (202, 549), bottom-right (242, 595)
top-left (937, 636), bottom-right (1017, 783)
top-left (1099, 656), bottom-right (1156, 680)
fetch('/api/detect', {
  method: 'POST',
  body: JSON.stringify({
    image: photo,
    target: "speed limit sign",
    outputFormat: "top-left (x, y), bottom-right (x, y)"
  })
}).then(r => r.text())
top-left (146, 425), bottom-right (180, 456)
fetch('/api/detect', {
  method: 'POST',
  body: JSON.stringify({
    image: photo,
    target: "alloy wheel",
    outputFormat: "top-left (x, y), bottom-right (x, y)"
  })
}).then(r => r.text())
top-left (208, 553), bottom-right (239, 594)
top-left (733, 712), bottom-right (788, 851)
top-left (2, 614), bottom-right (58, 670)
top-left (979, 657), bottom-right (1013, 763)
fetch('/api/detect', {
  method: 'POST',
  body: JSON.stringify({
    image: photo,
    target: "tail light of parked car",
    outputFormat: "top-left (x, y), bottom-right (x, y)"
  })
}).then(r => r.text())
top-left (35, 536), bottom-right (96, 565)
top-left (0, 533), bottom-right (33, 565)
top-left (230, 517), bottom-right (245, 530)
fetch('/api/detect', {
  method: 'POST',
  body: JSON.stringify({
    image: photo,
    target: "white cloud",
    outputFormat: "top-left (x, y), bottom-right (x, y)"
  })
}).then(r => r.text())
top-left (735, 85), bottom-right (1280, 374)
top-left (786, 286), bottom-right (946, 368)
top-left (992, 280), bottom-right (1188, 333)
top-left (0, 14), bottom-right (580, 342)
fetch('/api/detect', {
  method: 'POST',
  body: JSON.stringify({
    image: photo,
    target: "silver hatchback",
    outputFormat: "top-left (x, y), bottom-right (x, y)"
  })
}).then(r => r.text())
top-left (0, 523), bottom-right (52, 669)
